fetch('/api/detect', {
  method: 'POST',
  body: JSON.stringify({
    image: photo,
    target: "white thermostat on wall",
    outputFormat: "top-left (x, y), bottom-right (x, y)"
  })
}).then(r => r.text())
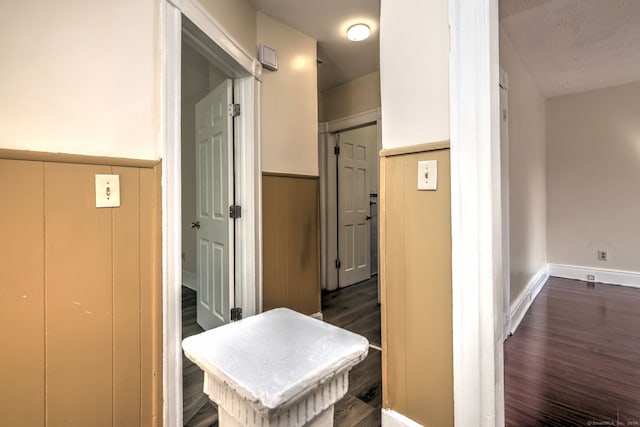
top-left (259, 44), bottom-right (278, 71)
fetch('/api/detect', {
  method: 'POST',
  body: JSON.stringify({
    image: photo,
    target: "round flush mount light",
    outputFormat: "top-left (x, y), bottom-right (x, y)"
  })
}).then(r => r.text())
top-left (347, 24), bottom-right (370, 41)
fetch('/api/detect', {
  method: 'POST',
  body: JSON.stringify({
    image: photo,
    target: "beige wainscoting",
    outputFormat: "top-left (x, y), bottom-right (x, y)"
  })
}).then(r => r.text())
top-left (0, 151), bottom-right (162, 427)
top-left (262, 172), bottom-right (321, 315)
top-left (380, 146), bottom-right (453, 426)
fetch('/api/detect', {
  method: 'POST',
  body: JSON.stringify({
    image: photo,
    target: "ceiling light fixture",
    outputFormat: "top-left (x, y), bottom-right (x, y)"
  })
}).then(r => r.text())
top-left (347, 24), bottom-right (370, 42)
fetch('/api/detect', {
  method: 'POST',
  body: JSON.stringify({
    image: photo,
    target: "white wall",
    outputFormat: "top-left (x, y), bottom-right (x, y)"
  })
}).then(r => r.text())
top-left (547, 80), bottom-right (640, 272)
top-left (0, 0), bottom-right (160, 159)
top-left (320, 71), bottom-right (380, 123)
top-left (499, 29), bottom-right (547, 303)
top-left (198, 0), bottom-right (257, 56)
top-left (257, 12), bottom-right (318, 175)
top-left (379, 0), bottom-right (449, 149)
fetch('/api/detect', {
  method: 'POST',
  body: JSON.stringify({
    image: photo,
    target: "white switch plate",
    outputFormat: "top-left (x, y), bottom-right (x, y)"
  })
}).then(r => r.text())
top-left (95, 174), bottom-right (120, 208)
top-left (417, 160), bottom-right (438, 190)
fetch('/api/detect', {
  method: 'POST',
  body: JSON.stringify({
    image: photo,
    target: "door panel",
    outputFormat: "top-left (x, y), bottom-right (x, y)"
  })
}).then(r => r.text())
top-left (338, 130), bottom-right (371, 287)
top-left (195, 79), bottom-right (233, 330)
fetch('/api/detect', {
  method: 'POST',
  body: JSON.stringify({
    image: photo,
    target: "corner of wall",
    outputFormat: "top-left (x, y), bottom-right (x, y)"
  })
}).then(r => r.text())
top-left (509, 264), bottom-right (549, 334)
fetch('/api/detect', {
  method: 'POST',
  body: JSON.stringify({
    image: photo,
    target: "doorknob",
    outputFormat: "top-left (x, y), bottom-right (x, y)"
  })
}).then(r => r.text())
top-left (366, 216), bottom-right (371, 220)
top-left (191, 221), bottom-right (200, 229)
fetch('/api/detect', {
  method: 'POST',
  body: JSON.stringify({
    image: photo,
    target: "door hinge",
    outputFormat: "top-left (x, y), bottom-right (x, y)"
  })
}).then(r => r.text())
top-left (335, 259), bottom-right (341, 269)
top-left (334, 145), bottom-right (340, 155)
top-left (228, 103), bottom-right (241, 117)
top-left (231, 307), bottom-right (242, 321)
top-left (229, 205), bottom-right (242, 219)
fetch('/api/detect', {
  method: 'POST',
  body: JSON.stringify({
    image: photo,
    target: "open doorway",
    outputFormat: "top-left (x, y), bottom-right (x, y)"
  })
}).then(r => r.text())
top-left (335, 124), bottom-right (379, 288)
top-left (320, 109), bottom-right (382, 294)
top-left (180, 34), bottom-right (236, 425)
top-left (319, 110), bottom-right (383, 425)
top-left (163, 5), bottom-right (262, 423)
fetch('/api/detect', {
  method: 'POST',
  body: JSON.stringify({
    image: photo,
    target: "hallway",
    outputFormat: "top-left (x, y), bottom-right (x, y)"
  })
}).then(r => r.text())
top-left (323, 276), bottom-right (382, 426)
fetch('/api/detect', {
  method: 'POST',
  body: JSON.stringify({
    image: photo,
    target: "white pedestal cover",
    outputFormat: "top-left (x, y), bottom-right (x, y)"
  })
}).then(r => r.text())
top-left (182, 308), bottom-right (369, 427)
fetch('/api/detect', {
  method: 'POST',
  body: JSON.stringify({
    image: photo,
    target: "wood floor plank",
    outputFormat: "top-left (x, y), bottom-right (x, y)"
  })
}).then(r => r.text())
top-left (182, 287), bottom-right (214, 426)
top-left (323, 276), bottom-right (382, 347)
top-left (353, 407), bottom-right (382, 427)
top-left (185, 402), bottom-right (218, 427)
top-left (323, 277), bottom-right (382, 426)
top-left (505, 277), bottom-right (640, 426)
top-left (347, 351), bottom-right (383, 407)
top-left (333, 393), bottom-right (377, 427)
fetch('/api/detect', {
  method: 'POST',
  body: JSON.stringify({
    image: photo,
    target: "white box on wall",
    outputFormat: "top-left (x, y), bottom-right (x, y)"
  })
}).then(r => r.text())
top-left (259, 44), bottom-right (278, 71)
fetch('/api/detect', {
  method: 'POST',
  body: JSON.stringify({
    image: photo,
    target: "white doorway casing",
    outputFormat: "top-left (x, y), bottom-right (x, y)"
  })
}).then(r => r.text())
top-left (162, 0), bottom-right (262, 425)
top-left (499, 68), bottom-right (511, 340)
top-left (449, 0), bottom-right (504, 426)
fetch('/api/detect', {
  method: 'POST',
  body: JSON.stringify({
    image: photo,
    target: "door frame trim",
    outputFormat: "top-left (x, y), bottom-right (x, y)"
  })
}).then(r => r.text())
top-left (449, 0), bottom-right (504, 425)
top-left (162, 1), bottom-right (262, 425)
top-left (319, 108), bottom-right (382, 291)
top-left (499, 68), bottom-right (511, 340)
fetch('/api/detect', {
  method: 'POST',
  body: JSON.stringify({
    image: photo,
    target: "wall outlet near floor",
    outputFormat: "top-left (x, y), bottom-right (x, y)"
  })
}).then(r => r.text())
top-left (587, 274), bottom-right (595, 281)
top-left (597, 250), bottom-right (607, 261)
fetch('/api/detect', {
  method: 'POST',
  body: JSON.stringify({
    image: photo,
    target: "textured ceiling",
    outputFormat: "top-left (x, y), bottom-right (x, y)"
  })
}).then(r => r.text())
top-left (500, 0), bottom-right (640, 97)
top-left (250, 0), bottom-right (380, 92)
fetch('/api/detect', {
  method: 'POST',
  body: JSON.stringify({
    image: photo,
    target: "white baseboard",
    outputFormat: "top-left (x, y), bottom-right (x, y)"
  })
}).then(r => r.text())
top-left (548, 263), bottom-right (640, 289)
top-left (508, 263), bottom-right (640, 336)
top-left (182, 270), bottom-right (197, 291)
top-left (381, 409), bottom-right (423, 427)
top-left (509, 265), bottom-right (549, 334)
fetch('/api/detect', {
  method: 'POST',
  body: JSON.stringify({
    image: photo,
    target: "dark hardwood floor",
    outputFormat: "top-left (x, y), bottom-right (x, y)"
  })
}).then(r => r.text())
top-left (180, 276), bottom-right (381, 427)
top-left (323, 276), bottom-right (382, 427)
top-left (505, 277), bottom-right (640, 426)
top-left (182, 287), bottom-right (218, 427)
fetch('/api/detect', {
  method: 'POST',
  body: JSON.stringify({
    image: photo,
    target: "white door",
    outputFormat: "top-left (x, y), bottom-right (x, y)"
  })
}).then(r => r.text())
top-left (195, 79), bottom-right (234, 330)
top-left (338, 131), bottom-right (371, 287)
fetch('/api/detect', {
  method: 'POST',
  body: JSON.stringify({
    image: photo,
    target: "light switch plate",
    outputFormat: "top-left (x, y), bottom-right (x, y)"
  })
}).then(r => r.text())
top-left (95, 174), bottom-right (120, 208)
top-left (417, 160), bottom-right (438, 190)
